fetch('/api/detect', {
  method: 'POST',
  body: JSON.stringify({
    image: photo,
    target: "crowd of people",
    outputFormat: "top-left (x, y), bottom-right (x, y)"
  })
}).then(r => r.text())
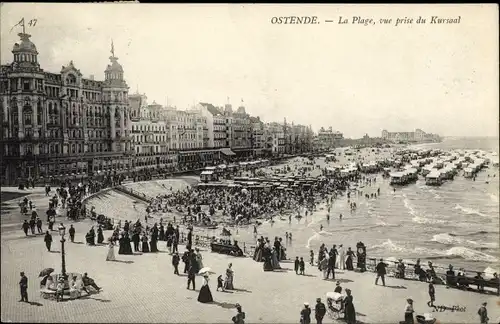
top-left (11, 152), bottom-right (495, 324)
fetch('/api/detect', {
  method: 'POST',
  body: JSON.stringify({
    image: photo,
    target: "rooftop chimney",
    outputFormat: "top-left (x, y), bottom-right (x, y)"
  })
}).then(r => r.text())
top-left (89, 75), bottom-right (94, 80)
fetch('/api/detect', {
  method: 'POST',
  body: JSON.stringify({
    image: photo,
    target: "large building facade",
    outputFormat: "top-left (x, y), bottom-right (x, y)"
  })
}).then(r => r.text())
top-left (381, 128), bottom-right (441, 143)
top-left (316, 126), bottom-right (344, 150)
top-left (0, 33), bottom-right (132, 184)
top-left (130, 95), bottom-right (177, 171)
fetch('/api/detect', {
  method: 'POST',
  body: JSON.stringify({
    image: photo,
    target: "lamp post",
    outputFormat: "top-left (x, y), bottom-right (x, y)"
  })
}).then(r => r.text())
top-left (58, 223), bottom-right (67, 279)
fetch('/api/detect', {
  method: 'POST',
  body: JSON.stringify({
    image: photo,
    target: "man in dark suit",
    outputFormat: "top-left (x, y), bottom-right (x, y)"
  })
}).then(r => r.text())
top-left (187, 264), bottom-right (196, 290)
top-left (19, 272), bottom-right (28, 302)
top-left (375, 259), bottom-right (387, 286)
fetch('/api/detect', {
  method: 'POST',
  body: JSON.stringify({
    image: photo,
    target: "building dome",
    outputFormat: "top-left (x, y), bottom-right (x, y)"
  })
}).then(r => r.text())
top-left (105, 57), bottom-right (123, 73)
top-left (12, 33), bottom-right (38, 54)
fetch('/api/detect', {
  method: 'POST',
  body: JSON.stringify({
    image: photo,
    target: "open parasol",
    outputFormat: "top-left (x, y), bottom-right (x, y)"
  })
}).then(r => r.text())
top-left (198, 267), bottom-right (211, 275)
top-left (326, 291), bottom-right (344, 301)
top-left (39, 268), bottom-right (54, 277)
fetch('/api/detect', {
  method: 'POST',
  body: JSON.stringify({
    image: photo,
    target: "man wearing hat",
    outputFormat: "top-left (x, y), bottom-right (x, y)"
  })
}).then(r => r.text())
top-left (315, 298), bottom-right (326, 324)
top-left (477, 302), bottom-right (489, 324)
top-left (300, 302), bottom-right (311, 324)
top-left (404, 298), bottom-right (414, 324)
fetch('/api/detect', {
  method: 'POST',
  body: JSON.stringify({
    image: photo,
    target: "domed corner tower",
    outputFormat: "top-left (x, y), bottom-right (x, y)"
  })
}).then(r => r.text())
top-left (4, 31), bottom-right (46, 183)
top-left (102, 41), bottom-right (132, 154)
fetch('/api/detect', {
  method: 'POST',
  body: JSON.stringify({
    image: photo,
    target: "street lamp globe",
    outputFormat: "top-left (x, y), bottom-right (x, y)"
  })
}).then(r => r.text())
top-left (58, 224), bottom-right (66, 237)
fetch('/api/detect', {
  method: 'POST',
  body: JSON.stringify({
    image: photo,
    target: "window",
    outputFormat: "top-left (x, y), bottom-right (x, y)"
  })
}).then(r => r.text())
top-left (23, 80), bottom-right (30, 91)
top-left (24, 113), bottom-right (31, 125)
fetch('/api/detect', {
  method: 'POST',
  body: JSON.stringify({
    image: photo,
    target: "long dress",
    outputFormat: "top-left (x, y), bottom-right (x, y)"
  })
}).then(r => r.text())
top-left (346, 251), bottom-right (354, 270)
top-left (196, 253), bottom-right (204, 269)
top-left (97, 228), bottom-right (104, 244)
top-left (69, 278), bottom-right (83, 299)
top-left (271, 249), bottom-right (281, 269)
top-left (263, 247), bottom-right (274, 271)
top-left (142, 236), bottom-right (150, 253)
top-left (150, 237), bottom-right (158, 252)
top-left (224, 268), bottom-right (234, 290)
top-left (197, 277), bottom-right (214, 303)
top-left (344, 295), bottom-right (356, 324)
top-left (106, 242), bottom-right (116, 261)
top-left (118, 236), bottom-right (126, 255)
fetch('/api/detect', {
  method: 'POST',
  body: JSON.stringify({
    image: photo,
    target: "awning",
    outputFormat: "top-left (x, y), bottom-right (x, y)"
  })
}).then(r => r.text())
top-left (220, 148), bottom-right (236, 156)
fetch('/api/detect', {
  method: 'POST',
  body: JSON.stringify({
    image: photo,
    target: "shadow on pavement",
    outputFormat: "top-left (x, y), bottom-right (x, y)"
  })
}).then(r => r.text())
top-left (28, 301), bottom-right (43, 306)
top-left (300, 274), bottom-right (317, 277)
top-left (384, 285), bottom-right (407, 289)
top-left (73, 242), bottom-right (84, 245)
top-left (111, 260), bottom-right (134, 264)
top-left (324, 278), bottom-right (353, 283)
top-left (211, 301), bottom-right (238, 309)
top-left (356, 311), bottom-right (367, 317)
top-left (49, 251), bottom-right (60, 254)
top-left (82, 296), bottom-right (112, 303)
top-left (232, 288), bottom-right (252, 293)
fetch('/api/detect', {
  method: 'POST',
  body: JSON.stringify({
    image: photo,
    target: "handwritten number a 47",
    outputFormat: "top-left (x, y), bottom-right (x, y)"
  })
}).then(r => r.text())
top-left (28, 19), bottom-right (37, 27)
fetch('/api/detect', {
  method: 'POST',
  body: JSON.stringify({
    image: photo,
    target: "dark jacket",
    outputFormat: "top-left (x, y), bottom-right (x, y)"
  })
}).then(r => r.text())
top-left (44, 234), bottom-right (53, 243)
top-left (19, 275), bottom-right (28, 289)
top-left (376, 262), bottom-right (387, 275)
top-left (315, 302), bottom-right (326, 317)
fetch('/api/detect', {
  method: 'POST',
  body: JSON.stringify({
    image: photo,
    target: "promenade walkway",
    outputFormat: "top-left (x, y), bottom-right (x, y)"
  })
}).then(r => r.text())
top-left (1, 187), bottom-right (499, 323)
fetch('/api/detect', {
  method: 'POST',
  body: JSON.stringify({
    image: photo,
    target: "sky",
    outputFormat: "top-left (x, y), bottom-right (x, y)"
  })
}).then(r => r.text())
top-left (1, 3), bottom-right (498, 138)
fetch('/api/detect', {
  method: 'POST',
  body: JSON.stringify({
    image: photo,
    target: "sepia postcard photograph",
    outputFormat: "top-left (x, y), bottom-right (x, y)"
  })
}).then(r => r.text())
top-left (0, 3), bottom-right (498, 324)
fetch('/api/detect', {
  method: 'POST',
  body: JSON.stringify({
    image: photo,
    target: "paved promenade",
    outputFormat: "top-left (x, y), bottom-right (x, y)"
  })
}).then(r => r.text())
top-left (1, 187), bottom-right (499, 323)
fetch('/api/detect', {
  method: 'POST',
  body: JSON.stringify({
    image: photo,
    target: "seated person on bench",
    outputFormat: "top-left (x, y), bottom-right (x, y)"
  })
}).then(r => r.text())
top-left (446, 264), bottom-right (457, 287)
top-left (82, 273), bottom-right (101, 293)
top-left (474, 272), bottom-right (485, 292)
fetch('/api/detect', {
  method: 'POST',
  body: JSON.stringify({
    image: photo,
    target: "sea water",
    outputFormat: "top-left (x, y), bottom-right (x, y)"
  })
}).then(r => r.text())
top-left (231, 137), bottom-right (499, 273)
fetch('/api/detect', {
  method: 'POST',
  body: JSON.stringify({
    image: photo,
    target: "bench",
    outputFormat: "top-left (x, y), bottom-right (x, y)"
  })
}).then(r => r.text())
top-left (446, 277), bottom-right (499, 295)
top-left (210, 243), bottom-right (244, 257)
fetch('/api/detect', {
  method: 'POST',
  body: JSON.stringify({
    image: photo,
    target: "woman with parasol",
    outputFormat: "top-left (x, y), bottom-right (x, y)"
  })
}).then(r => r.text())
top-left (197, 269), bottom-right (213, 303)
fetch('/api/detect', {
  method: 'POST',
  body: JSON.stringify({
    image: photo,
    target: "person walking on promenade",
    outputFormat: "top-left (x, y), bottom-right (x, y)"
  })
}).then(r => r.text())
top-left (19, 271), bottom-right (29, 302)
top-left (69, 225), bottom-right (75, 243)
top-left (300, 302), bottom-right (311, 324)
top-left (427, 283), bottom-right (435, 307)
top-left (187, 263), bottom-right (196, 290)
top-left (44, 231), bottom-right (53, 251)
top-left (294, 256), bottom-right (300, 274)
top-left (22, 220), bottom-right (29, 236)
top-left (29, 218), bottom-right (36, 235)
top-left (477, 302), bottom-right (489, 324)
top-left (172, 252), bottom-right (180, 275)
top-left (375, 259), bottom-right (387, 286)
top-left (36, 217), bottom-right (43, 234)
top-left (314, 298), bottom-right (326, 324)
top-left (404, 298), bottom-right (414, 324)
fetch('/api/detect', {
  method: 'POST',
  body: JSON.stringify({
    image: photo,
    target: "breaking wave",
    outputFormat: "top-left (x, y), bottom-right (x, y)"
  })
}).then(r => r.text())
top-left (454, 204), bottom-right (489, 217)
top-left (370, 239), bottom-right (498, 263)
top-left (432, 233), bottom-right (498, 249)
